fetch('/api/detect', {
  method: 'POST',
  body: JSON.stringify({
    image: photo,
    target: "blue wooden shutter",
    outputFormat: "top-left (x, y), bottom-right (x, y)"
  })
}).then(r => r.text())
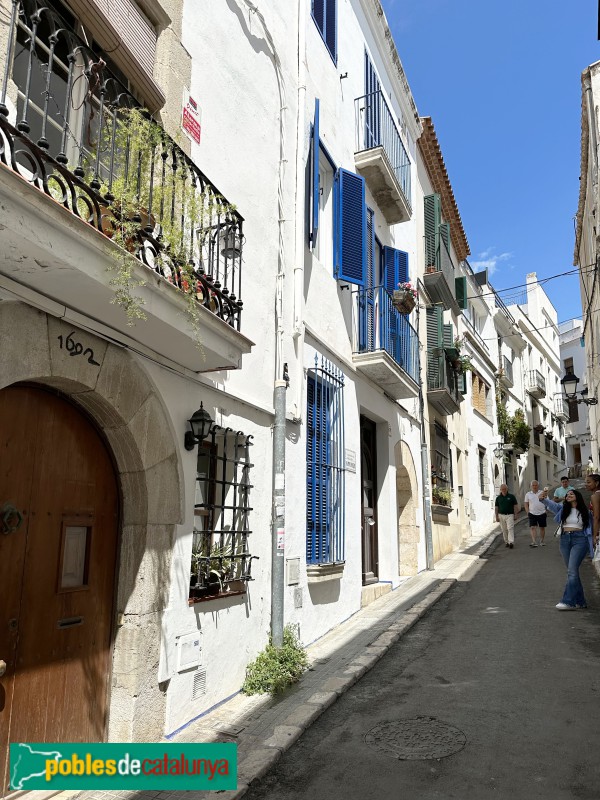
top-left (312, 0), bottom-right (325, 34)
top-left (306, 376), bottom-right (330, 564)
top-left (311, 98), bottom-right (320, 245)
top-left (335, 169), bottom-right (366, 285)
top-left (382, 247), bottom-right (409, 292)
top-left (324, 0), bottom-right (337, 61)
top-left (382, 246), bottom-right (398, 293)
top-left (359, 208), bottom-right (375, 351)
top-left (424, 194), bottom-right (441, 268)
top-left (455, 276), bottom-right (467, 309)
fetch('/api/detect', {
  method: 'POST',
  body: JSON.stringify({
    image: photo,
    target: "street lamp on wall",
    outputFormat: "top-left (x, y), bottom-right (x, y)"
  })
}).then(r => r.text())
top-left (561, 372), bottom-right (598, 406)
top-left (184, 403), bottom-right (214, 451)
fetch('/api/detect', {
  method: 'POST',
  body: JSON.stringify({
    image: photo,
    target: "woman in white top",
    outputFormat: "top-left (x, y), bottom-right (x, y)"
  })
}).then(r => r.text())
top-left (540, 489), bottom-right (593, 610)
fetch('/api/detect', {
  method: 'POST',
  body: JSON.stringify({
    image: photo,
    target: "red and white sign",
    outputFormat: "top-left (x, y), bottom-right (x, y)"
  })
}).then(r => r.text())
top-left (182, 91), bottom-right (201, 145)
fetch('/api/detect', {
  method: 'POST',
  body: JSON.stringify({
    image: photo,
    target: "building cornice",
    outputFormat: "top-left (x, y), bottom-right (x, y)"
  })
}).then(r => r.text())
top-left (359, 0), bottom-right (423, 143)
top-left (418, 117), bottom-right (470, 262)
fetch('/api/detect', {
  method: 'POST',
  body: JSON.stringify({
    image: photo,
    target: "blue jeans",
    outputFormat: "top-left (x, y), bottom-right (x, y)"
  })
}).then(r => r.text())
top-left (559, 532), bottom-right (589, 607)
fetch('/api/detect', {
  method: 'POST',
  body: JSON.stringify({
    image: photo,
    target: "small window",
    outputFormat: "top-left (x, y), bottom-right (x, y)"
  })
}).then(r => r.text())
top-left (312, 0), bottom-right (337, 63)
top-left (58, 517), bottom-right (92, 591)
top-left (189, 428), bottom-right (254, 603)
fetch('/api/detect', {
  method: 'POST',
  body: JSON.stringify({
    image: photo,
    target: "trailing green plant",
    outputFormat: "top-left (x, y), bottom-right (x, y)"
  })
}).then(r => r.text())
top-left (432, 487), bottom-right (452, 506)
top-left (242, 625), bottom-right (309, 696)
top-left (506, 408), bottom-right (531, 452)
top-left (496, 383), bottom-right (510, 439)
top-left (97, 108), bottom-right (237, 340)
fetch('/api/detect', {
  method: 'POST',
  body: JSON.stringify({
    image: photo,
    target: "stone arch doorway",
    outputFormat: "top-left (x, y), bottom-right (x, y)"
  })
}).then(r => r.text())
top-left (394, 440), bottom-right (419, 576)
top-left (0, 384), bottom-right (119, 790)
top-left (0, 301), bottom-right (184, 746)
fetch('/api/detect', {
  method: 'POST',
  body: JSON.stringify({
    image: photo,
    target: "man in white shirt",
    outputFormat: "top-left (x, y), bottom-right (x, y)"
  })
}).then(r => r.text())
top-left (524, 480), bottom-right (548, 547)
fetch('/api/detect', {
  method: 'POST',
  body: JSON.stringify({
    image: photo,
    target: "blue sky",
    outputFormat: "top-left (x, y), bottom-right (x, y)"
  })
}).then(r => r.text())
top-left (380, 0), bottom-right (599, 325)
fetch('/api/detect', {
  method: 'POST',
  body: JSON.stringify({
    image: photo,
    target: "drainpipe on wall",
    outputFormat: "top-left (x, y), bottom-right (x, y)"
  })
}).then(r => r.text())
top-left (292, 0), bottom-right (308, 423)
top-left (234, 0), bottom-right (288, 646)
top-left (417, 279), bottom-right (435, 570)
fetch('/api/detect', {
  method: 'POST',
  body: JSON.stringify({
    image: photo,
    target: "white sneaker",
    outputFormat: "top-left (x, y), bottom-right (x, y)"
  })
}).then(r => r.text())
top-left (555, 602), bottom-right (576, 610)
top-left (539, 542), bottom-right (546, 547)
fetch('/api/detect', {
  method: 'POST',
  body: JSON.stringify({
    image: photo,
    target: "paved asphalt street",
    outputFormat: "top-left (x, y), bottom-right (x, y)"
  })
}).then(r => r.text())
top-left (243, 525), bottom-right (600, 800)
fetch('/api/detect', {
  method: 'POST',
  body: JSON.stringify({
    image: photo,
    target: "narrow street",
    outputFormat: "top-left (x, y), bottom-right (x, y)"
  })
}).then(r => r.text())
top-left (244, 526), bottom-right (600, 800)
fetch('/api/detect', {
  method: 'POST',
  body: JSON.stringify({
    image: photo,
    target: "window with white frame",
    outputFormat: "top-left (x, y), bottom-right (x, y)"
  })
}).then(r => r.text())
top-left (306, 356), bottom-right (345, 565)
top-left (478, 447), bottom-right (490, 497)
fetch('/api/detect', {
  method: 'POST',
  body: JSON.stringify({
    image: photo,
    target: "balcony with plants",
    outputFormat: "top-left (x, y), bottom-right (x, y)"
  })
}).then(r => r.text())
top-left (423, 231), bottom-right (461, 314)
top-left (426, 351), bottom-right (463, 416)
top-left (354, 90), bottom-right (411, 224)
top-left (0, 0), bottom-right (252, 371)
top-left (498, 354), bottom-right (514, 388)
top-left (352, 285), bottom-right (420, 400)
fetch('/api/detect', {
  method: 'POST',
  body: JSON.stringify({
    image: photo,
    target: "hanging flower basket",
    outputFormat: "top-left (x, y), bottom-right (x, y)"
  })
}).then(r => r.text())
top-left (392, 290), bottom-right (415, 314)
top-left (392, 283), bottom-right (417, 314)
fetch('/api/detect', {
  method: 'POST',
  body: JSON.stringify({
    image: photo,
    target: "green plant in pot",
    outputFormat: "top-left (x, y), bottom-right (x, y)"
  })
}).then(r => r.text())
top-left (433, 487), bottom-right (452, 506)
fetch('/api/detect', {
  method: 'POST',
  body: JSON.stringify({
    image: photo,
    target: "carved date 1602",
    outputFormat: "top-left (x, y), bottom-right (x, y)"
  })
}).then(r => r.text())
top-left (57, 331), bottom-right (100, 365)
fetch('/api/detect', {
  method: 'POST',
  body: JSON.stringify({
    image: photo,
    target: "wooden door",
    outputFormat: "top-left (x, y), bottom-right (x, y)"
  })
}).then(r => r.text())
top-left (360, 416), bottom-right (378, 585)
top-left (0, 386), bottom-right (119, 791)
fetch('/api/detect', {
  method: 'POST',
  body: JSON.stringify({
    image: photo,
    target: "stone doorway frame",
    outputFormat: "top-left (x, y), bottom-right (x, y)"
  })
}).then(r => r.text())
top-left (0, 301), bottom-right (184, 742)
top-left (394, 439), bottom-right (419, 576)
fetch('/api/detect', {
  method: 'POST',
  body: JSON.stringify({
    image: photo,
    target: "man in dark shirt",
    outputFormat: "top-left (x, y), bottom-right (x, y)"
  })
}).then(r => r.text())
top-left (495, 484), bottom-right (520, 548)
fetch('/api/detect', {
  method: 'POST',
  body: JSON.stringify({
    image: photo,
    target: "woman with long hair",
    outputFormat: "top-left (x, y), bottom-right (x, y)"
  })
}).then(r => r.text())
top-left (540, 489), bottom-right (594, 610)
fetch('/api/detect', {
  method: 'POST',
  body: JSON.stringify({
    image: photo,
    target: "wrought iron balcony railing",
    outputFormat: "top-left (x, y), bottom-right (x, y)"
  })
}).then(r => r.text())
top-left (424, 232), bottom-right (455, 282)
top-left (427, 352), bottom-right (461, 401)
top-left (354, 90), bottom-right (411, 207)
top-left (0, 0), bottom-right (244, 329)
top-left (352, 285), bottom-right (420, 383)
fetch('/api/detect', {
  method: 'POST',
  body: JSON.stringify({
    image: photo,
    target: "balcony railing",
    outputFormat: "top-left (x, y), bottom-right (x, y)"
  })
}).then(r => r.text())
top-left (427, 352), bottom-right (462, 415)
top-left (0, 0), bottom-right (244, 329)
top-left (353, 285), bottom-right (420, 384)
top-left (526, 369), bottom-right (546, 397)
top-left (423, 233), bottom-right (459, 313)
top-left (354, 90), bottom-right (411, 208)
top-left (554, 396), bottom-right (569, 420)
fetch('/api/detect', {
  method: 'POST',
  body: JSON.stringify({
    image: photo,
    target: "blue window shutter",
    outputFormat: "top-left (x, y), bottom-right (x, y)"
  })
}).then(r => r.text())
top-left (335, 168), bottom-right (366, 285)
top-left (397, 250), bottom-right (408, 283)
top-left (325, 0), bottom-right (337, 61)
top-left (312, 0), bottom-right (324, 34)
top-left (311, 98), bottom-right (320, 245)
top-left (382, 246), bottom-right (398, 293)
top-left (382, 247), bottom-right (409, 293)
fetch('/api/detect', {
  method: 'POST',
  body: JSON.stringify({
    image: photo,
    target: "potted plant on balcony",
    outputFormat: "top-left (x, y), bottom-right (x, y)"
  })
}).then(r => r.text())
top-left (392, 281), bottom-right (417, 314)
top-left (432, 487), bottom-right (452, 507)
top-left (533, 424), bottom-right (545, 434)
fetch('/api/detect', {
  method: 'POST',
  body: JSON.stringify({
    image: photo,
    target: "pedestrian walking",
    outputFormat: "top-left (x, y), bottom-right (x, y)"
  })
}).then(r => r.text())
top-left (587, 456), bottom-right (595, 476)
top-left (539, 488), bottom-right (594, 609)
top-left (553, 476), bottom-right (574, 503)
top-left (524, 480), bottom-right (547, 547)
top-left (494, 484), bottom-right (519, 548)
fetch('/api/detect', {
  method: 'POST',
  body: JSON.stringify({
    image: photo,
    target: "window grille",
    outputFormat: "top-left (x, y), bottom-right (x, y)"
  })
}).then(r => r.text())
top-left (189, 426), bottom-right (254, 603)
top-left (431, 422), bottom-right (450, 487)
top-left (306, 355), bottom-right (345, 565)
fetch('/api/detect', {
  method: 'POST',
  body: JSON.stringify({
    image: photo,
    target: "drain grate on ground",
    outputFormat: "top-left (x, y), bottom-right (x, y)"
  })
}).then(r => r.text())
top-left (365, 716), bottom-right (467, 760)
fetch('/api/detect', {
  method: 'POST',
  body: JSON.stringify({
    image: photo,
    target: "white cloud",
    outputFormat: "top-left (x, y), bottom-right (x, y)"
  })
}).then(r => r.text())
top-left (470, 250), bottom-right (512, 276)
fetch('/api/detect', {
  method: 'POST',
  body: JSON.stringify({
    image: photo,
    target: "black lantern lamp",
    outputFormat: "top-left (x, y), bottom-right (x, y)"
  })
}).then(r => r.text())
top-left (561, 372), bottom-right (579, 400)
top-left (184, 403), bottom-right (214, 451)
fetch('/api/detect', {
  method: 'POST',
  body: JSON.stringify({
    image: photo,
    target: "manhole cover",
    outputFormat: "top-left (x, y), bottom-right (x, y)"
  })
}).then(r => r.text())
top-left (365, 717), bottom-right (467, 760)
